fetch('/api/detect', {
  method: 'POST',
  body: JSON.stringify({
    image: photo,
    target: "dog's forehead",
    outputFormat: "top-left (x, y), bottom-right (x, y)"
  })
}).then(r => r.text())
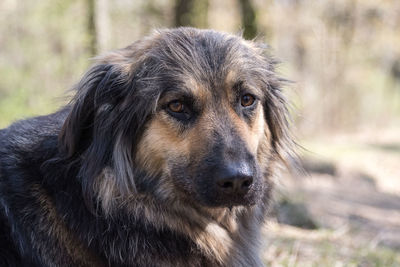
top-left (162, 69), bottom-right (247, 104)
top-left (157, 32), bottom-right (254, 72)
top-left (149, 29), bottom-right (268, 103)
top-left (170, 68), bottom-right (263, 104)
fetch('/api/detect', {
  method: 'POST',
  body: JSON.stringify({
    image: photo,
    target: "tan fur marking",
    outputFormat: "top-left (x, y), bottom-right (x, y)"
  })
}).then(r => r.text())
top-left (227, 104), bottom-right (266, 155)
top-left (31, 184), bottom-right (103, 266)
top-left (225, 70), bottom-right (237, 89)
top-left (136, 117), bottom-right (191, 175)
top-left (121, 197), bottom-right (234, 264)
top-left (184, 76), bottom-right (209, 102)
top-left (196, 222), bottom-right (232, 263)
top-left (94, 168), bottom-right (120, 213)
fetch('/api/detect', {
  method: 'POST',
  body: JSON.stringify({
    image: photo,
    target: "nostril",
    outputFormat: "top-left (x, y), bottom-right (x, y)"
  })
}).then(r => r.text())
top-left (217, 176), bottom-right (253, 194)
top-left (217, 179), bottom-right (235, 190)
top-left (241, 178), bottom-right (253, 189)
top-left (221, 181), bottom-right (233, 189)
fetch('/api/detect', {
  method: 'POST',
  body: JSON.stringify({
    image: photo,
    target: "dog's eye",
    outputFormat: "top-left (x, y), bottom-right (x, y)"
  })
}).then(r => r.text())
top-left (168, 100), bottom-right (184, 113)
top-left (241, 94), bottom-right (255, 107)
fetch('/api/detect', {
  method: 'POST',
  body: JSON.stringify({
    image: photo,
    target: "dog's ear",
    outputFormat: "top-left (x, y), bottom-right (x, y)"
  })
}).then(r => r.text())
top-left (264, 78), bottom-right (300, 172)
top-left (59, 62), bottom-right (128, 158)
top-left (59, 43), bottom-right (159, 207)
top-left (263, 81), bottom-right (293, 158)
top-left (251, 42), bottom-right (297, 166)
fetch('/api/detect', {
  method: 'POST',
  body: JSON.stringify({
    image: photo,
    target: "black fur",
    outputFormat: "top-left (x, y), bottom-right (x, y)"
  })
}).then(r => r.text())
top-left (0, 28), bottom-right (294, 266)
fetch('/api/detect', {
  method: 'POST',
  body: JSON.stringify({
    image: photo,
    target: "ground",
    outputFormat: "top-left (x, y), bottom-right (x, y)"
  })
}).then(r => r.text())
top-left (262, 128), bottom-right (400, 266)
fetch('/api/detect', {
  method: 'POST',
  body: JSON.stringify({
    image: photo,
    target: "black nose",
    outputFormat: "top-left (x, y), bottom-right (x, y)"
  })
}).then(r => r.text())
top-left (216, 164), bottom-right (253, 195)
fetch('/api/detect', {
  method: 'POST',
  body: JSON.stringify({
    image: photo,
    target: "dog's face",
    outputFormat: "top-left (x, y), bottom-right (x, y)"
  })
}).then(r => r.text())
top-left (60, 28), bottom-right (291, 211)
top-left (137, 70), bottom-right (268, 207)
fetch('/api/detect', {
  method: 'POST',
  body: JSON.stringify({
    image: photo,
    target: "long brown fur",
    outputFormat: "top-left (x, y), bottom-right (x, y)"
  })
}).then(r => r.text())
top-left (0, 28), bottom-right (295, 267)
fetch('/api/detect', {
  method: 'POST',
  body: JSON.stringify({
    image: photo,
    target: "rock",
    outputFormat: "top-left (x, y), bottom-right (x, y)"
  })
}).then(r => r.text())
top-left (275, 197), bottom-right (319, 229)
top-left (301, 157), bottom-right (337, 176)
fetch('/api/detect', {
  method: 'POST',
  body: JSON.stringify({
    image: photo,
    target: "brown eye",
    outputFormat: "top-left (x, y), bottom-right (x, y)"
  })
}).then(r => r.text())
top-left (241, 94), bottom-right (255, 107)
top-left (168, 100), bottom-right (184, 113)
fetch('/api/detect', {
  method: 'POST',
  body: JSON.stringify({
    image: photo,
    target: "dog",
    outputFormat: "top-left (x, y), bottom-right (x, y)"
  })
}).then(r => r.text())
top-left (0, 28), bottom-right (295, 267)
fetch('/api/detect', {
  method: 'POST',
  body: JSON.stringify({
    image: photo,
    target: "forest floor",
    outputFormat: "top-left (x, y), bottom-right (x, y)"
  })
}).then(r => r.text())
top-left (262, 128), bottom-right (400, 266)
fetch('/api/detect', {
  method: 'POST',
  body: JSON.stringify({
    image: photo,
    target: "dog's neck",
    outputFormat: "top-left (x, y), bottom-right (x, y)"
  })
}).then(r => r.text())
top-left (92, 168), bottom-right (266, 265)
top-left (109, 194), bottom-right (265, 266)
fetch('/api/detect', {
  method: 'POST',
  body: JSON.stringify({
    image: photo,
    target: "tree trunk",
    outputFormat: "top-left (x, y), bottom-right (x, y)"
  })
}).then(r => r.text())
top-left (174, 0), bottom-right (209, 28)
top-left (95, 0), bottom-right (111, 53)
top-left (87, 0), bottom-right (97, 56)
top-left (87, 0), bottom-right (110, 56)
top-left (238, 0), bottom-right (258, 40)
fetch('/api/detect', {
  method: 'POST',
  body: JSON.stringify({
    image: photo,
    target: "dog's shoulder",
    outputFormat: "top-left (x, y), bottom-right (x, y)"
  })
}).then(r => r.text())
top-left (0, 108), bottom-right (85, 266)
top-left (0, 108), bottom-right (69, 193)
top-left (0, 109), bottom-right (69, 160)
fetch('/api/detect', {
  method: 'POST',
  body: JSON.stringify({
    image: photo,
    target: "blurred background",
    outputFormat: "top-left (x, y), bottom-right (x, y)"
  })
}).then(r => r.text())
top-left (0, 0), bottom-right (399, 265)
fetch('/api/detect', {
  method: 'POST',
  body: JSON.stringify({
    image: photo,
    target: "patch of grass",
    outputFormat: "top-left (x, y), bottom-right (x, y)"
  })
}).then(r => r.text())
top-left (356, 247), bottom-right (400, 267)
top-left (301, 135), bottom-right (400, 195)
top-left (263, 223), bottom-right (400, 266)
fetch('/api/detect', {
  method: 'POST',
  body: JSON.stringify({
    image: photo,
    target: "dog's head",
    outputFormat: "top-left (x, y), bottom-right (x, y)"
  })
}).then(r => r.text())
top-left (59, 28), bottom-right (293, 212)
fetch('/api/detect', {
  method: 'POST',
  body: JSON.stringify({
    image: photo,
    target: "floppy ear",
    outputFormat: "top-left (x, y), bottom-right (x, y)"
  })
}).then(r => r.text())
top-left (58, 44), bottom-right (159, 208)
top-left (59, 62), bottom-right (126, 158)
top-left (252, 42), bottom-right (297, 166)
top-left (264, 79), bottom-right (300, 172)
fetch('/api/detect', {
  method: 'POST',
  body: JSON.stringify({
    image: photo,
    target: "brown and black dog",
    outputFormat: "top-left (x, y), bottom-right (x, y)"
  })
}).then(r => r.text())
top-left (0, 28), bottom-right (295, 266)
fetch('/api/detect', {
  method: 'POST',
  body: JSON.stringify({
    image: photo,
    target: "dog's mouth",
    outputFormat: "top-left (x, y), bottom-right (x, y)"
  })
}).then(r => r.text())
top-left (194, 181), bottom-right (261, 208)
top-left (205, 193), bottom-right (258, 208)
top-left (168, 158), bottom-right (264, 208)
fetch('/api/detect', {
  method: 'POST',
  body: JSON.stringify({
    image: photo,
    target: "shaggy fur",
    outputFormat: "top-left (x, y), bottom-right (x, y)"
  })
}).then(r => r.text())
top-left (0, 28), bottom-right (294, 267)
